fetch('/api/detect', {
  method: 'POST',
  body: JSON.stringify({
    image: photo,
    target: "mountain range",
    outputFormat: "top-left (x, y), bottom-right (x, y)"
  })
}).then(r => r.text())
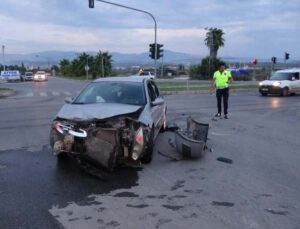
top-left (2, 50), bottom-right (298, 68)
top-left (2, 50), bottom-right (202, 67)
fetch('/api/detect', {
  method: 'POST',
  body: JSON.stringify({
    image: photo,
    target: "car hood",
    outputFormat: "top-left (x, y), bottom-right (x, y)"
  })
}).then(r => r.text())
top-left (261, 80), bottom-right (289, 85)
top-left (56, 103), bottom-right (143, 121)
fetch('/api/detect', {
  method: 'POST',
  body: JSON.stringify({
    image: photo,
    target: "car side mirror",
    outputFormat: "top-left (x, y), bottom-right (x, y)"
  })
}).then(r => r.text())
top-left (151, 97), bottom-right (164, 106)
top-left (65, 97), bottom-right (73, 104)
top-left (291, 77), bottom-right (296, 81)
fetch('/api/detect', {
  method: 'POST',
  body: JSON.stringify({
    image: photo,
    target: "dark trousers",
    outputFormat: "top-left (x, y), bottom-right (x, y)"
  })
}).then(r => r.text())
top-left (216, 88), bottom-right (229, 115)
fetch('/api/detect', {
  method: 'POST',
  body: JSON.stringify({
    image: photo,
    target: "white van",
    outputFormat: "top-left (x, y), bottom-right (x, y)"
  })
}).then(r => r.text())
top-left (0, 70), bottom-right (21, 82)
top-left (259, 68), bottom-right (300, 96)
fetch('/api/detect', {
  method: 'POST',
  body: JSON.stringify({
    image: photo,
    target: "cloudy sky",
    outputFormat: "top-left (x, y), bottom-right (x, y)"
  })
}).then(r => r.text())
top-left (0, 0), bottom-right (299, 58)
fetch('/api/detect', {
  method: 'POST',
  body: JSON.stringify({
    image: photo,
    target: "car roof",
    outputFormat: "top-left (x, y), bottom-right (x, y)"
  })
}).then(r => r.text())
top-left (277, 68), bottom-right (300, 73)
top-left (93, 75), bottom-right (152, 83)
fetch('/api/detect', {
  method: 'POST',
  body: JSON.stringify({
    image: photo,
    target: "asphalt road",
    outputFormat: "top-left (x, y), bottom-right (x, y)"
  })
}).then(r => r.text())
top-left (1, 77), bottom-right (300, 229)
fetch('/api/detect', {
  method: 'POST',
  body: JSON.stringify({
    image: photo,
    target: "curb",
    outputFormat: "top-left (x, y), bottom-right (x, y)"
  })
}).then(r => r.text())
top-left (0, 89), bottom-right (17, 98)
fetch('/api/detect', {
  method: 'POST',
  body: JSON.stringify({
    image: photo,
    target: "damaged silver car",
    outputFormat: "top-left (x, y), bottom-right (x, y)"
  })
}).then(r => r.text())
top-left (50, 76), bottom-right (167, 171)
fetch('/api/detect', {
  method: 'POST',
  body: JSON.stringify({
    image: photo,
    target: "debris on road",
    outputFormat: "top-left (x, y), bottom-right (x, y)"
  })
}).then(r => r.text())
top-left (175, 117), bottom-right (209, 159)
top-left (212, 201), bottom-right (235, 207)
top-left (264, 209), bottom-right (289, 216)
top-left (217, 157), bottom-right (233, 164)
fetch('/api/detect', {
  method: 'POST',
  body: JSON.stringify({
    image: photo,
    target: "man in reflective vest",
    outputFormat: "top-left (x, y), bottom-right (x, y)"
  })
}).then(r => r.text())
top-left (211, 62), bottom-right (233, 119)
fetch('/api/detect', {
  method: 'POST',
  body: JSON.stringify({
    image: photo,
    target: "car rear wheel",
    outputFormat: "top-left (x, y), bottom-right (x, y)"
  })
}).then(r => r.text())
top-left (141, 128), bottom-right (154, 164)
top-left (282, 87), bottom-right (289, 96)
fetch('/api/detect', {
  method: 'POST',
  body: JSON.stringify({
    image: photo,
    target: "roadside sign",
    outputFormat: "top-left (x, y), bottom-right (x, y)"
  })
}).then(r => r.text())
top-left (0, 71), bottom-right (21, 81)
top-left (85, 65), bottom-right (90, 72)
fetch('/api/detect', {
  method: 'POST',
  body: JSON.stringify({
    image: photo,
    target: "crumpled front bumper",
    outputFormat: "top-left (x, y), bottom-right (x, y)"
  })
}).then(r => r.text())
top-left (50, 119), bottom-right (146, 171)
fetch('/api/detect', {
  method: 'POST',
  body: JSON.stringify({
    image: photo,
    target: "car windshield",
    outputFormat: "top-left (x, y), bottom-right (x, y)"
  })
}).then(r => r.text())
top-left (25, 73), bottom-right (33, 76)
top-left (270, 72), bottom-right (294, 80)
top-left (73, 81), bottom-right (146, 106)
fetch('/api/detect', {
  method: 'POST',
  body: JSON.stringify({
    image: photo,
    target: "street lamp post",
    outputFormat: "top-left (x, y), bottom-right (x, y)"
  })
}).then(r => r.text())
top-left (2, 45), bottom-right (5, 71)
top-left (93, 0), bottom-right (158, 76)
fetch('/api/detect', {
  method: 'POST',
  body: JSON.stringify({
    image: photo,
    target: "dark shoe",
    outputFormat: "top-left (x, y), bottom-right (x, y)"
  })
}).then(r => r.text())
top-left (215, 113), bottom-right (221, 117)
top-left (224, 114), bottom-right (228, 119)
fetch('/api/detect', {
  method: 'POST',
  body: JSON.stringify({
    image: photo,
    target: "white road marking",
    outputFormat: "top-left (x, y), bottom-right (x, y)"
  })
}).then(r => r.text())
top-left (52, 91), bottom-right (60, 96)
top-left (40, 92), bottom-right (47, 97)
top-left (26, 92), bottom-right (34, 97)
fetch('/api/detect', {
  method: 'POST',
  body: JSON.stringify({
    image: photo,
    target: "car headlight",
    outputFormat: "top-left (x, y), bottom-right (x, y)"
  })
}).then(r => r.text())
top-left (272, 81), bottom-right (281, 87)
top-left (259, 82), bottom-right (263, 86)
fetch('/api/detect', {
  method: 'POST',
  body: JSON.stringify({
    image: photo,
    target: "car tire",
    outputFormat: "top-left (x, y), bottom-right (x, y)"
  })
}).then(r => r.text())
top-left (282, 87), bottom-right (289, 96)
top-left (141, 128), bottom-right (154, 164)
top-left (261, 92), bottom-right (268, 96)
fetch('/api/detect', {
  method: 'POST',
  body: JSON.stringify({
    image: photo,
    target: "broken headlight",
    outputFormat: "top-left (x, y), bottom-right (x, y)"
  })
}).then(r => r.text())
top-left (131, 127), bottom-right (144, 160)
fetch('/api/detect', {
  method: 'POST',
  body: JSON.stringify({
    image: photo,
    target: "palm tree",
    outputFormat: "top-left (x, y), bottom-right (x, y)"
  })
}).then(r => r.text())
top-left (94, 51), bottom-right (113, 77)
top-left (205, 28), bottom-right (225, 59)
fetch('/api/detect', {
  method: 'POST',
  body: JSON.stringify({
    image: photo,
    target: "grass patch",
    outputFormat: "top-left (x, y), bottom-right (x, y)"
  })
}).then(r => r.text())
top-left (0, 88), bottom-right (12, 91)
top-left (158, 84), bottom-right (258, 92)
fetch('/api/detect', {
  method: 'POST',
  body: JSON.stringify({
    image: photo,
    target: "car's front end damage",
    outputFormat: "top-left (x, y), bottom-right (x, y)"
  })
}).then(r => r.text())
top-left (50, 106), bottom-right (151, 171)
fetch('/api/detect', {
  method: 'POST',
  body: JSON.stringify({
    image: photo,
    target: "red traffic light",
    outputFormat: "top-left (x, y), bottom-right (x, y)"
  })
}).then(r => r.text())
top-left (251, 59), bottom-right (257, 65)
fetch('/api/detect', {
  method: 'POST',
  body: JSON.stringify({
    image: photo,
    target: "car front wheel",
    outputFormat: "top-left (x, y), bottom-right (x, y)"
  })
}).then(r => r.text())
top-left (282, 87), bottom-right (289, 96)
top-left (141, 128), bottom-right (154, 164)
top-left (261, 92), bottom-right (268, 96)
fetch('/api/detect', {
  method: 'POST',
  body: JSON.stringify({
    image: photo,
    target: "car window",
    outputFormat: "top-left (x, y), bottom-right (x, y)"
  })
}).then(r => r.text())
top-left (147, 82), bottom-right (156, 102)
top-left (151, 81), bottom-right (160, 97)
top-left (74, 81), bottom-right (146, 106)
top-left (294, 72), bottom-right (299, 80)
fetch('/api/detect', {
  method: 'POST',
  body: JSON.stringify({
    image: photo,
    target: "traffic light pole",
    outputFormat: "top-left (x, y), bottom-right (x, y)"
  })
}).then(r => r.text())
top-left (94, 0), bottom-right (158, 77)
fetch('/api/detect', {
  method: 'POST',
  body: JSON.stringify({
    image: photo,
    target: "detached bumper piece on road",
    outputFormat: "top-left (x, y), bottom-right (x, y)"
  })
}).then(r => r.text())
top-left (175, 117), bottom-right (209, 159)
top-left (50, 117), bottom-right (149, 171)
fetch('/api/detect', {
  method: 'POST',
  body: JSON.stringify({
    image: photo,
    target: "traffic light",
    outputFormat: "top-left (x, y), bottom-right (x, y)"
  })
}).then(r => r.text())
top-left (271, 56), bottom-right (277, 64)
top-left (157, 44), bottom-right (164, 59)
top-left (149, 43), bottom-right (164, 60)
top-left (149, 43), bottom-right (155, 59)
top-left (285, 52), bottom-right (290, 60)
top-left (89, 0), bottom-right (94, 8)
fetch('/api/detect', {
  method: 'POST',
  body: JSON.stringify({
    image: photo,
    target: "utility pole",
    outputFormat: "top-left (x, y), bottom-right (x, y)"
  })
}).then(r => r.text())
top-left (101, 52), bottom-right (104, 77)
top-left (2, 45), bottom-right (5, 71)
top-left (161, 55), bottom-right (164, 78)
top-left (91, 0), bottom-right (158, 76)
top-left (85, 56), bottom-right (89, 80)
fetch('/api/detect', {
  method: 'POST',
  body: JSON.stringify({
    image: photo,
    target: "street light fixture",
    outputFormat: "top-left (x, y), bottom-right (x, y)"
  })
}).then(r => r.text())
top-left (89, 0), bottom-right (158, 76)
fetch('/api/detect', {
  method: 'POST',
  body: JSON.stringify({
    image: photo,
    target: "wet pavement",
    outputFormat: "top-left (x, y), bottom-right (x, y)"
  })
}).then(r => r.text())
top-left (1, 77), bottom-right (300, 229)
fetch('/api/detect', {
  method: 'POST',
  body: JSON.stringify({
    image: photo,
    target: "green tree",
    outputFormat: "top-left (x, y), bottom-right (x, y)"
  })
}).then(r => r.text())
top-left (205, 28), bottom-right (225, 59)
top-left (94, 51), bottom-right (112, 77)
top-left (190, 57), bottom-right (221, 80)
top-left (59, 59), bottom-right (71, 76)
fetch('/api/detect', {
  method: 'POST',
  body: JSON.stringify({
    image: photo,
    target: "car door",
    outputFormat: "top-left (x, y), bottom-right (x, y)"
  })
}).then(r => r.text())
top-left (294, 72), bottom-right (300, 92)
top-left (147, 81), bottom-right (163, 137)
top-left (151, 81), bottom-right (165, 130)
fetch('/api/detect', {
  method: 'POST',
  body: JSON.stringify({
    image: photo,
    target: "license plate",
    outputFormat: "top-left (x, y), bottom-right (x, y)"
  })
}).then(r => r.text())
top-left (261, 88), bottom-right (268, 91)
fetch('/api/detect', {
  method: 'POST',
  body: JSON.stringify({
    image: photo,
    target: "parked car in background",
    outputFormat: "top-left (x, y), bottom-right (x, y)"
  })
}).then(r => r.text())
top-left (33, 71), bottom-right (48, 82)
top-left (50, 76), bottom-right (167, 171)
top-left (259, 68), bottom-right (300, 96)
top-left (24, 72), bottom-right (33, 81)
